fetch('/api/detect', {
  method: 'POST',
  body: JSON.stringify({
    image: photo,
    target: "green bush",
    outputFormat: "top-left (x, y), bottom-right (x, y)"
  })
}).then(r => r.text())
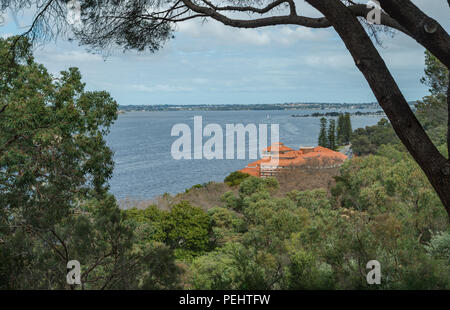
top-left (164, 201), bottom-right (212, 259)
top-left (425, 230), bottom-right (450, 263)
top-left (224, 171), bottom-right (251, 186)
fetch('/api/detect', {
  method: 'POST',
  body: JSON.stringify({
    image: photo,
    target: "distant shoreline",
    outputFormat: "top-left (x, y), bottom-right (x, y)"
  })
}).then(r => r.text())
top-left (117, 101), bottom-right (417, 113)
top-left (291, 110), bottom-right (387, 118)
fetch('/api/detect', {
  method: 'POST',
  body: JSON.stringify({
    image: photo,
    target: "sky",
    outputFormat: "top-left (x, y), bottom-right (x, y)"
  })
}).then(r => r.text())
top-left (0, 0), bottom-right (449, 106)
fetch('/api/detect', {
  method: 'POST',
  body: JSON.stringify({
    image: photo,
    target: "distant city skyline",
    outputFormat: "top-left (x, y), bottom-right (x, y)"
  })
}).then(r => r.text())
top-left (0, 0), bottom-right (448, 106)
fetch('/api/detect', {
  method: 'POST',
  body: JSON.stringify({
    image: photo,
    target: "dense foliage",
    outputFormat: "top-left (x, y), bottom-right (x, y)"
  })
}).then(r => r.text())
top-left (318, 113), bottom-right (352, 150)
top-left (352, 50), bottom-right (448, 157)
top-left (127, 148), bottom-right (449, 288)
top-left (224, 171), bottom-right (251, 187)
top-left (351, 118), bottom-right (400, 156)
top-left (0, 37), bottom-right (179, 289)
top-left (337, 113), bottom-right (352, 145)
top-left (327, 119), bottom-right (337, 150)
top-left (318, 117), bottom-right (328, 148)
top-left (416, 51), bottom-right (448, 149)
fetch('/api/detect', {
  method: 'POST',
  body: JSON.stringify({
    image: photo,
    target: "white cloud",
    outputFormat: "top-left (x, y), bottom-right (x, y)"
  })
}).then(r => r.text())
top-left (177, 19), bottom-right (330, 47)
top-left (50, 51), bottom-right (103, 63)
top-left (191, 78), bottom-right (209, 85)
top-left (277, 27), bottom-right (330, 43)
top-left (303, 53), bottom-right (354, 70)
top-left (129, 84), bottom-right (194, 93)
top-left (177, 20), bottom-right (271, 46)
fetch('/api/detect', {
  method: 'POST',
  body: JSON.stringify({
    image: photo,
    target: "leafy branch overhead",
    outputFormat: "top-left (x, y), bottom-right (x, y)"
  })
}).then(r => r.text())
top-left (5, 1), bottom-right (409, 51)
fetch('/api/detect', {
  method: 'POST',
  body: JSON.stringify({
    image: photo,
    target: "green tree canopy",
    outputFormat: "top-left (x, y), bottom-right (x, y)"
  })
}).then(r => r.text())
top-left (416, 50), bottom-right (449, 151)
top-left (420, 50), bottom-right (449, 96)
top-left (224, 171), bottom-right (251, 187)
top-left (164, 201), bottom-right (212, 259)
top-left (337, 114), bottom-right (345, 146)
top-left (351, 118), bottom-right (400, 156)
top-left (0, 37), bottom-right (180, 289)
top-left (327, 118), bottom-right (337, 150)
top-left (343, 113), bottom-right (352, 144)
top-left (318, 117), bottom-right (328, 147)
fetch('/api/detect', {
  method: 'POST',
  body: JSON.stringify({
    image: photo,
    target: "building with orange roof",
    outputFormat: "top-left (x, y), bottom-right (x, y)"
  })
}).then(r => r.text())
top-left (239, 143), bottom-right (348, 178)
top-left (262, 142), bottom-right (294, 158)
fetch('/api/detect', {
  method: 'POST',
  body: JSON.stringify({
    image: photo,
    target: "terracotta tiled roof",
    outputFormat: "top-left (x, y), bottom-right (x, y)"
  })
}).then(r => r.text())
top-left (263, 142), bottom-right (294, 152)
top-left (238, 143), bottom-right (348, 177)
top-left (239, 167), bottom-right (260, 177)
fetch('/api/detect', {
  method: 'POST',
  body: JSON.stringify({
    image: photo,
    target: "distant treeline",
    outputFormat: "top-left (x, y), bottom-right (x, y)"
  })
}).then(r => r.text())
top-left (118, 102), bottom-right (389, 112)
top-left (292, 110), bottom-right (387, 117)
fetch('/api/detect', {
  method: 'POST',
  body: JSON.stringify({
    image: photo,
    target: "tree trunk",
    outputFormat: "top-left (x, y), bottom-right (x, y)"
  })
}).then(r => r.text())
top-left (306, 0), bottom-right (450, 220)
top-left (448, 72), bottom-right (450, 159)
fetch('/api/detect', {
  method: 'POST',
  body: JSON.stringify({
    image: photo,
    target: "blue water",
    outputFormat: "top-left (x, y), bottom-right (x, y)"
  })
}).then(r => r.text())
top-left (105, 109), bottom-right (383, 200)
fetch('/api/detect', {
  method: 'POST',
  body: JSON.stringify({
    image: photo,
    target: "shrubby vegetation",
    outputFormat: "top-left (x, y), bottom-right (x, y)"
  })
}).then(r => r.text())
top-left (0, 37), bottom-right (180, 289)
top-left (224, 171), bottom-right (251, 187)
top-left (351, 118), bottom-right (401, 156)
top-left (127, 150), bottom-right (449, 289)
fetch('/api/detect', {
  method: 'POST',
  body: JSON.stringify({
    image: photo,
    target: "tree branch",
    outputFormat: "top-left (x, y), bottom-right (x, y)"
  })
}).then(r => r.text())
top-left (50, 229), bottom-right (69, 262)
top-left (180, 1), bottom-right (409, 35)
top-left (17, 0), bottom-right (56, 40)
top-left (0, 104), bottom-right (8, 114)
top-left (200, 0), bottom-right (297, 16)
top-left (81, 251), bottom-right (114, 283)
top-left (0, 134), bottom-right (23, 154)
top-left (378, 0), bottom-right (450, 68)
top-left (12, 0), bottom-right (411, 45)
